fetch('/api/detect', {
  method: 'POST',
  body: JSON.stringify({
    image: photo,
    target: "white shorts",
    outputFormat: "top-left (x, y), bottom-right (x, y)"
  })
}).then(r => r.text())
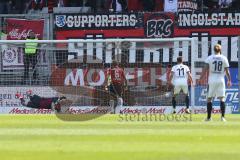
top-left (174, 85), bottom-right (188, 95)
top-left (207, 82), bottom-right (225, 98)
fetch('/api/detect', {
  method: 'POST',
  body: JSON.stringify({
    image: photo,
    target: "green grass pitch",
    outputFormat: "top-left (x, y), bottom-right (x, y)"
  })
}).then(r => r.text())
top-left (0, 114), bottom-right (240, 160)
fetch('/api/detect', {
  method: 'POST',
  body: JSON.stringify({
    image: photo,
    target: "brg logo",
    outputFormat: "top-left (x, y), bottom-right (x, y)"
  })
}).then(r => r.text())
top-left (145, 13), bottom-right (174, 38)
top-left (2, 48), bottom-right (17, 63)
top-left (55, 15), bottom-right (66, 28)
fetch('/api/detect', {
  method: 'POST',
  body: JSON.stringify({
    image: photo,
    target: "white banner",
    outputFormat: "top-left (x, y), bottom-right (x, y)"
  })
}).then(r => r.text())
top-left (2, 47), bottom-right (22, 69)
top-left (1, 48), bottom-right (49, 70)
top-left (0, 106), bottom-right (232, 114)
top-left (0, 87), bottom-right (57, 109)
top-left (119, 106), bottom-right (232, 114)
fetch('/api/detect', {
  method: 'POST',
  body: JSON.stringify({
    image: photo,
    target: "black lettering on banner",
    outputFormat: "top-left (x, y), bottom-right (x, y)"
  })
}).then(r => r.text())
top-left (145, 13), bottom-right (174, 38)
top-left (147, 21), bottom-right (156, 37)
top-left (147, 19), bottom-right (173, 37)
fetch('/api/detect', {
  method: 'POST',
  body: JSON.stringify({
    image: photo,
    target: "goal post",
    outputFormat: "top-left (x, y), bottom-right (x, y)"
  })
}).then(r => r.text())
top-left (238, 37), bottom-right (240, 111)
top-left (190, 38), bottom-right (198, 113)
top-left (0, 38), bottom-right (199, 113)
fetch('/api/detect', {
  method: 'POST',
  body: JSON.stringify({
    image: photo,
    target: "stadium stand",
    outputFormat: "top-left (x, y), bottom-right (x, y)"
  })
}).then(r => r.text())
top-left (1, 0), bottom-right (240, 14)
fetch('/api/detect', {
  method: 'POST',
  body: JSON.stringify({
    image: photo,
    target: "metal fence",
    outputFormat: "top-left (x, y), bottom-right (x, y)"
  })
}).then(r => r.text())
top-left (0, 14), bottom-right (53, 86)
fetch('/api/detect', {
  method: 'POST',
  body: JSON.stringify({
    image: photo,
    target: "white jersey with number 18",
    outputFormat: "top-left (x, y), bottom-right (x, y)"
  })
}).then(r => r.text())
top-left (171, 64), bottom-right (190, 86)
top-left (205, 54), bottom-right (229, 84)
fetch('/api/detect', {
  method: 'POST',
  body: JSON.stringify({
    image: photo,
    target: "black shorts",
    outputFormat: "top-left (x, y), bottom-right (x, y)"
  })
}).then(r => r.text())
top-left (109, 83), bottom-right (124, 97)
top-left (27, 95), bottom-right (59, 109)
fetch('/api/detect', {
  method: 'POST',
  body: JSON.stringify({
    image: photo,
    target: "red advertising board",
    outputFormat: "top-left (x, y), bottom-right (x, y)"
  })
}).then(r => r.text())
top-left (7, 18), bottom-right (44, 40)
top-left (2, 18), bottom-right (45, 70)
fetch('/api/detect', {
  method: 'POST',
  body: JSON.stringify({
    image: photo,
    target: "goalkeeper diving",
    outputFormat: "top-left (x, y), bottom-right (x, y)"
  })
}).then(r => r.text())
top-left (15, 90), bottom-right (71, 113)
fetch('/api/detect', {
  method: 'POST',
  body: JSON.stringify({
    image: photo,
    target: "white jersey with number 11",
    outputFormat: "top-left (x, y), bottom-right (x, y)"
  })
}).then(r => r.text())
top-left (171, 64), bottom-right (190, 86)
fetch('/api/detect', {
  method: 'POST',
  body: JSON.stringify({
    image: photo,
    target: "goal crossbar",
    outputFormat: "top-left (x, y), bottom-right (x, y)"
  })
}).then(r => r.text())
top-left (0, 38), bottom-right (194, 44)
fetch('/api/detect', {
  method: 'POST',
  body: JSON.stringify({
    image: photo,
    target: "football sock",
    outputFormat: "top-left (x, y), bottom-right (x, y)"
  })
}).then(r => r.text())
top-left (220, 101), bottom-right (225, 118)
top-left (207, 102), bottom-right (212, 119)
top-left (172, 97), bottom-right (176, 109)
top-left (185, 95), bottom-right (189, 109)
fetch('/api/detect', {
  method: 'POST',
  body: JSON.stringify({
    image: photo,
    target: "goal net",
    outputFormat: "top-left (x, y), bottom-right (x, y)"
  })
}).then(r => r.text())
top-left (0, 38), bottom-right (201, 113)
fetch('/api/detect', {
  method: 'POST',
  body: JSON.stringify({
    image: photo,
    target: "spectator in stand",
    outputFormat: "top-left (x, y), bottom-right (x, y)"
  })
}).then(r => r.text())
top-left (128, 0), bottom-right (143, 12)
top-left (96, 0), bottom-right (108, 12)
top-left (19, 0), bottom-right (32, 13)
top-left (46, 0), bottom-right (57, 13)
top-left (202, 0), bottom-right (217, 11)
top-left (29, 0), bottom-right (45, 11)
top-left (85, 0), bottom-right (106, 12)
top-left (12, 0), bottom-right (28, 13)
top-left (231, 0), bottom-right (240, 11)
top-left (107, 0), bottom-right (127, 12)
top-left (0, 0), bottom-right (20, 14)
top-left (196, 0), bottom-right (203, 11)
top-left (6, 1), bottom-right (15, 13)
top-left (57, 0), bottom-right (67, 7)
top-left (0, 0), bottom-right (8, 14)
top-left (218, 0), bottom-right (232, 11)
top-left (128, 0), bottom-right (163, 12)
top-left (140, 0), bottom-right (155, 11)
top-left (45, 0), bottom-right (67, 13)
top-left (85, 0), bottom-right (97, 12)
top-left (26, 0), bottom-right (67, 13)
top-left (164, 0), bottom-right (178, 12)
top-left (202, 0), bottom-right (234, 12)
top-left (67, 0), bottom-right (83, 7)
top-left (210, 4), bottom-right (220, 12)
top-left (155, 0), bottom-right (164, 11)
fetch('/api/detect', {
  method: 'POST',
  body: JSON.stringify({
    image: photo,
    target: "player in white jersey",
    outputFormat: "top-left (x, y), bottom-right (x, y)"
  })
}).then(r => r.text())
top-left (204, 44), bottom-right (231, 121)
top-left (169, 56), bottom-right (193, 114)
top-left (164, 0), bottom-right (178, 12)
